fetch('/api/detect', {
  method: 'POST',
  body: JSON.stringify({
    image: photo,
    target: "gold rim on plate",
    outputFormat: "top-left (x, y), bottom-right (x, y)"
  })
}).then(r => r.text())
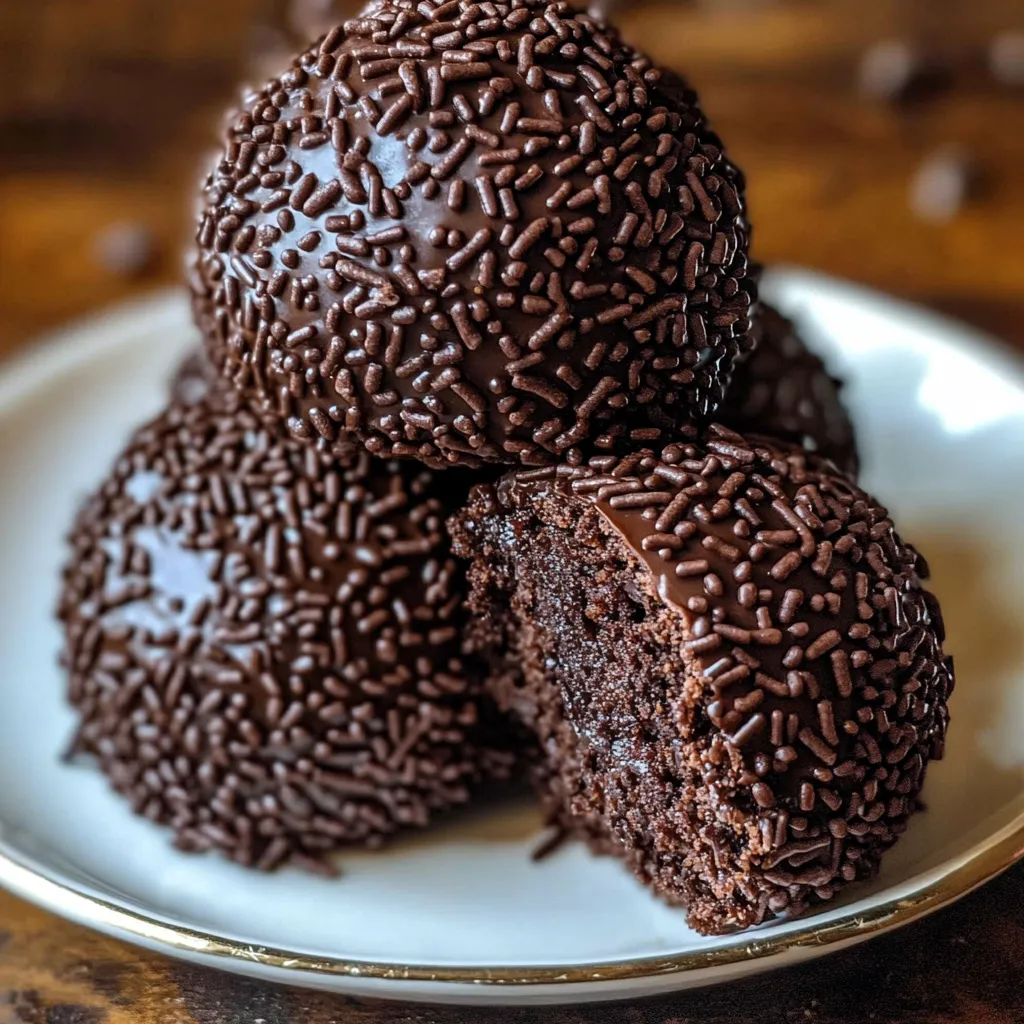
top-left (0, 815), bottom-right (1021, 986)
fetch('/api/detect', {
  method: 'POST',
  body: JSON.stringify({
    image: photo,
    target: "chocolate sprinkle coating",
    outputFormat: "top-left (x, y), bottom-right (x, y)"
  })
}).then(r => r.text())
top-left (721, 303), bottom-right (859, 477)
top-left (59, 397), bottom-right (516, 869)
top-left (450, 424), bottom-right (953, 934)
top-left (192, 0), bottom-right (754, 469)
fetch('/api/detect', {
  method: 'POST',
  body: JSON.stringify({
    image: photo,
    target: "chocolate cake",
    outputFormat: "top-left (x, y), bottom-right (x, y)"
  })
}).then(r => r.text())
top-left (723, 303), bottom-right (859, 476)
top-left (191, 0), bottom-right (755, 469)
top-left (59, 397), bottom-right (516, 869)
top-left (53, 0), bottom-right (953, 942)
top-left (450, 425), bottom-right (953, 933)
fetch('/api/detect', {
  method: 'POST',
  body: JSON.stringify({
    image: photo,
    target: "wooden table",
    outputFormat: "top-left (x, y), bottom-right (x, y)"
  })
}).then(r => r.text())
top-left (1, 1), bottom-right (1022, 1020)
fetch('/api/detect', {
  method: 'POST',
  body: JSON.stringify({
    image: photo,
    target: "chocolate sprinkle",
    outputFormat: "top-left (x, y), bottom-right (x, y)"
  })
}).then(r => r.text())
top-left (191, 0), bottom-right (754, 469)
top-left (59, 396), bottom-right (516, 869)
top-left (450, 424), bottom-right (953, 934)
top-left (721, 303), bottom-right (859, 477)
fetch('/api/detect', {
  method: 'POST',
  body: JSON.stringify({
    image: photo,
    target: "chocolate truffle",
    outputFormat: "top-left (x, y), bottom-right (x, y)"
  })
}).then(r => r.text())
top-left (450, 425), bottom-right (953, 934)
top-left (722, 304), bottom-right (859, 476)
top-left (59, 397), bottom-right (516, 869)
top-left (191, 0), bottom-right (754, 469)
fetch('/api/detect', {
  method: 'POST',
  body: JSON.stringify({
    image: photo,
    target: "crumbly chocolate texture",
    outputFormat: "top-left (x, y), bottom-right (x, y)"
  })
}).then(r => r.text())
top-left (59, 397), bottom-right (516, 870)
top-left (722, 304), bottom-right (858, 476)
top-left (450, 425), bottom-right (953, 934)
top-left (192, 0), bottom-right (754, 470)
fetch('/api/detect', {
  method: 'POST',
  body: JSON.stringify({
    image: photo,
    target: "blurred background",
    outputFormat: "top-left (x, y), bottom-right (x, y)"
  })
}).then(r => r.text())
top-left (0, 0), bottom-right (1022, 356)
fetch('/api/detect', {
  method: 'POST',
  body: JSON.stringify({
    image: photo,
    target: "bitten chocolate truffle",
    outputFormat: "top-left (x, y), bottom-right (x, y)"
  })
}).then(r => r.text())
top-left (192, 0), bottom-right (754, 469)
top-left (59, 397), bottom-right (515, 869)
top-left (722, 304), bottom-right (859, 476)
top-left (450, 426), bottom-right (953, 934)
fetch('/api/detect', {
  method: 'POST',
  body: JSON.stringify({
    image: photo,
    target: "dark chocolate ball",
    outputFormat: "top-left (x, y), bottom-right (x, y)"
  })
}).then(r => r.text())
top-left (450, 425), bottom-right (953, 934)
top-left (191, 0), bottom-right (754, 469)
top-left (59, 397), bottom-right (516, 869)
top-left (722, 303), bottom-right (859, 476)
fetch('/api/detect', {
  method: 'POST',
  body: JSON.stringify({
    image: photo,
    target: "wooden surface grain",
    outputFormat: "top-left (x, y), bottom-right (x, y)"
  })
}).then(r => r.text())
top-left (1, 1), bottom-right (1023, 1020)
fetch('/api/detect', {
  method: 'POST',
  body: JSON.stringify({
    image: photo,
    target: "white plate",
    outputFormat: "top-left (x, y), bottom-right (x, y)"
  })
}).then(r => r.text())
top-left (0, 268), bottom-right (1022, 1006)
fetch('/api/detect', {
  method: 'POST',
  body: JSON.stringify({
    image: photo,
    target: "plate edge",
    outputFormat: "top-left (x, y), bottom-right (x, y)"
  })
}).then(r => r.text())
top-left (0, 811), bottom-right (1021, 987)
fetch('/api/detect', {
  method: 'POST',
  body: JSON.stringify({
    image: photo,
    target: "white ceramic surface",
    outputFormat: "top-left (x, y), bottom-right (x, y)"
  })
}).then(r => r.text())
top-left (0, 268), bottom-right (1022, 1006)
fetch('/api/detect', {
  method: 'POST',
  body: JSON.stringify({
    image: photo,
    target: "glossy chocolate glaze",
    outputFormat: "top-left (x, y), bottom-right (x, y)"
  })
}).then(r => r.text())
top-left (192, 0), bottom-right (754, 469)
top-left (59, 395), bottom-right (517, 868)
top-left (452, 426), bottom-right (952, 932)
